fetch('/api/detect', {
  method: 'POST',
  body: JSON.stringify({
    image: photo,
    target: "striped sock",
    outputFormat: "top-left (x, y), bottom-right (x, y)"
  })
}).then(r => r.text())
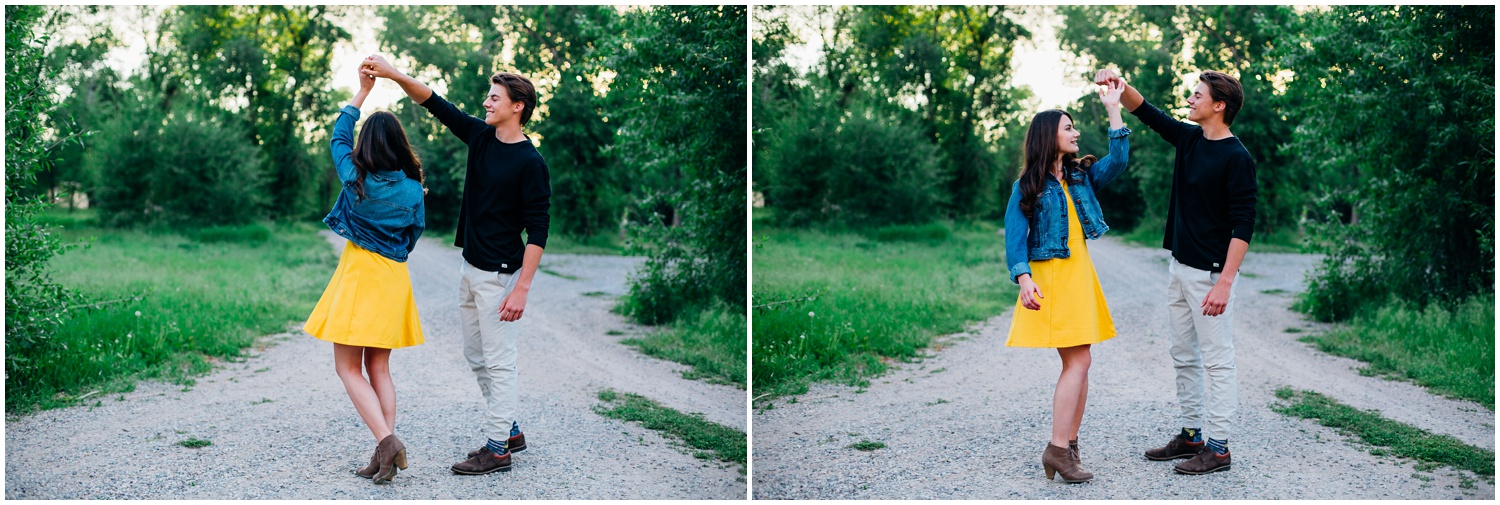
top-left (1206, 437), bottom-right (1228, 455)
top-left (1180, 427), bottom-right (1203, 443)
top-left (486, 438), bottom-right (509, 456)
top-left (511, 421), bottom-right (521, 437)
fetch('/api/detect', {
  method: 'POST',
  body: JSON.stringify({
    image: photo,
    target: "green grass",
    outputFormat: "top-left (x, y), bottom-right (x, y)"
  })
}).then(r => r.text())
top-left (176, 437), bottom-right (213, 448)
top-left (6, 211), bottom-right (336, 413)
top-left (752, 216), bottom-right (1015, 398)
top-left (593, 389), bottom-right (746, 468)
top-left (1120, 217), bottom-right (1306, 253)
top-left (847, 440), bottom-right (886, 451)
top-left (621, 303), bottom-right (746, 388)
top-left (1299, 294), bottom-right (1494, 410)
top-left (1272, 388), bottom-right (1494, 476)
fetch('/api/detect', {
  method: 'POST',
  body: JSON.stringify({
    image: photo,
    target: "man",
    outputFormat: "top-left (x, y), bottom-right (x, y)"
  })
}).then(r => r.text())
top-left (1093, 68), bottom-right (1257, 475)
top-left (361, 55), bottom-right (551, 475)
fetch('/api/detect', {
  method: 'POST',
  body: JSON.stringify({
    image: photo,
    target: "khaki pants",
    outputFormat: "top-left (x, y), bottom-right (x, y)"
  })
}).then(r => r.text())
top-left (1165, 257), bottom-right (1238, 440)
top-left (459, 260), bottom-right (519, 442)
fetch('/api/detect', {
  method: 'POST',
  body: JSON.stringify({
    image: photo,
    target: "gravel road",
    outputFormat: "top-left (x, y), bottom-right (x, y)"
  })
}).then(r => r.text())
top-left (752, 236), bottom-right (1494, 499)
top-left (6, 233), bottom-right (747, 499)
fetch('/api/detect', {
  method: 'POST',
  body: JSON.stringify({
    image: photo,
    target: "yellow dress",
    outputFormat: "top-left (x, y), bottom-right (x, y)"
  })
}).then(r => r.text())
top-left (1006, 181), bottom-right (1117, 348)
top-left (303, 240), bottom-right (425, 349)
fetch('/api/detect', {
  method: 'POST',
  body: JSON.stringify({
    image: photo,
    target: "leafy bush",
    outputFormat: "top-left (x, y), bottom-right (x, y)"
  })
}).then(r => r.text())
top-left (6, 5), bottom-right (82, 379)
top-left (87, 97), bottom-right (268, 227)
top-left (1283, 6), bottom-right (1494, 321)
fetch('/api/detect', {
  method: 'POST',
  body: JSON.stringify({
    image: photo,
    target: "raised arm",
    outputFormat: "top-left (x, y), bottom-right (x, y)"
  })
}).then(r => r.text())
top-left (330, 65), bottom-right (375, 183)
top-left (361, 54), bottom-right (431, 104)
top-left (362, 54), bottom-right (485, 142)
top-left (1089, 78), bottom-right (1132, 189)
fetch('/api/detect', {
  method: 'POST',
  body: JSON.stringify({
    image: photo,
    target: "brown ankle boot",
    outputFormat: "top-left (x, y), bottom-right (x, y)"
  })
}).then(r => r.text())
top-left (372, 434), bottom-right (407, 483)
top-left (356, 448), bottom-right (378, 479)
top-left (1042, 443), bottom-right (1093, 483)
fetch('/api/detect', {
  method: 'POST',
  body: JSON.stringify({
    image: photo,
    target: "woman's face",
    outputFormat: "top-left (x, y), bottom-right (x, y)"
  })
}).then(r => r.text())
top-left (1056, 115), bottom-right (1080, 155)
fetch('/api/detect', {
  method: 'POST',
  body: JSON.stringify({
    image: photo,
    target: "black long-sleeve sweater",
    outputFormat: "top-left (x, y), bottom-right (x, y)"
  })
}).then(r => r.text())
top-left (420, 92), bottom-right (552, 274)
top-left (1130, 100), bottom-right (1257, 272)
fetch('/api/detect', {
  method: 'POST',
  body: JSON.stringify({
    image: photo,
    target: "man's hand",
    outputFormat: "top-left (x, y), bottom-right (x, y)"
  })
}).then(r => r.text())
top-left (1201, 281), bottom-right (1230, 316)
top-left (499, 287), bottom-right (528, 322)
top-left (1094, 68), bottom-right (1121, 87)
top-left (360, 54), bottom-right (401, 80)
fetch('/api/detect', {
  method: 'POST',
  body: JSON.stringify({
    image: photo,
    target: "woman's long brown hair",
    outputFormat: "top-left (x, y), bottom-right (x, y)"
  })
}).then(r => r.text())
top-left (350, 111), bottom-right (424, 201)
top-left (1017, 110), bottom-right (1095, 220)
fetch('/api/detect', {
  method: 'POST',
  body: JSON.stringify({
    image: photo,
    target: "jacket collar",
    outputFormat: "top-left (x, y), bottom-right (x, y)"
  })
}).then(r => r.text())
top-left (369, 170), bottom-right (407, 182)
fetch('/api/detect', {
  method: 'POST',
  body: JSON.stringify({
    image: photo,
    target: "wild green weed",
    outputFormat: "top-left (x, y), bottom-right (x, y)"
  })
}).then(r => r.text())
top-left (753, 220), bottom-right (1014, 398)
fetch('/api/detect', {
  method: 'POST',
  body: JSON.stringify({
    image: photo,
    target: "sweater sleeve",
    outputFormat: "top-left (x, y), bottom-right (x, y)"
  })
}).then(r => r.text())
top-left (418, 92), bottom-right (488, 144)
top-left (1129, 100), bottom-right (1192, 148)
top-left (521, 157), bottom-right (553, 249)
top-left (1227, 152), bottom-right (1258, 243)
top-left (330, 105), bottom-right (361, 183)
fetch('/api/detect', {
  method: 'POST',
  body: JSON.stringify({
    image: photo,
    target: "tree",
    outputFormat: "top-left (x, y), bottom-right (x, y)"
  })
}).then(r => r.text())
top-left (376, 6), bottom-right (624, 238)
top-left (1058, 5), bottom-right (1304, 236)
top-left (6, 5), bottom-right (81, 386)
top-left (754, 6), bottom-right (1032, 225)
top-left (610, 6), bottom-right (747, 323)
top-left (1281, 6), bottom-right (1494, 320)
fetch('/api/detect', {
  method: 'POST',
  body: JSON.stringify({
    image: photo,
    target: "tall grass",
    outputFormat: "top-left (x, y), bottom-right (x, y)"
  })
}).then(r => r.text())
top-left (752, 217), bottom-right (1015, 398)
top-left (1300, 294), bottom-right (1494, 410)
top-left (6, 212), bottom-right (336, 413)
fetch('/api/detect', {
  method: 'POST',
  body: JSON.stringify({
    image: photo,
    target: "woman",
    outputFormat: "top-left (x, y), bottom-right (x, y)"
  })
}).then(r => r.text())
top-left (1002, 78), bottom-right (1129, 483)
top-left (302, 66), bottom-right (427, 484)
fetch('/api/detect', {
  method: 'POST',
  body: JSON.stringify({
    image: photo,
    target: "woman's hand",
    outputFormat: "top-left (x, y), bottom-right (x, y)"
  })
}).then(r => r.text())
top-left (357, 63), bottom-right (376, 94)
top-left (1018, 274), bottom-right (1044, 311)
top-left (1099, 77), bottom-right (1124, 109)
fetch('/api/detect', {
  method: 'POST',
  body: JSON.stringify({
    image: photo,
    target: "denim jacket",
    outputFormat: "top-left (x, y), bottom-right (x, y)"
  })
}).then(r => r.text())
top-left (1004, 127), bottom-right (1131, 283)
top-left (323, 105), bottom-right (426, 262)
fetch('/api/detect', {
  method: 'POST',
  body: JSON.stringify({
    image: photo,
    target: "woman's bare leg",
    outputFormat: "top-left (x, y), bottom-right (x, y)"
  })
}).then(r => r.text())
top-left (1051, 344), bottom-right (1092, 448)
top-left (334, 343), bottom-right (392, 441)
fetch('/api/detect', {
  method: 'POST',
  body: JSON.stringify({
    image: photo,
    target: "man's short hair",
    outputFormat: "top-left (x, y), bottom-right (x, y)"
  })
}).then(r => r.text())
top-left (1199, 71), bottom-right (1243, 126)
top-left (491, 72), bottom-right (537, 126)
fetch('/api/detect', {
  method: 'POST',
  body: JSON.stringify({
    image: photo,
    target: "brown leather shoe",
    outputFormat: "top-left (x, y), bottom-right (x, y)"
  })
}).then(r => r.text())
top-left (1174, 448), bottom-right (1231, 474)
top-left (467, 432), bottom-right (527, 458)
top-left (451, 448), bottom-right (513, 475)
top-left (1145, 433), bottom-right (1204, 461)
top-left (1042, 442), bottom-right (1093, 483)
top-left (372, 434), bottom-right (408, 483)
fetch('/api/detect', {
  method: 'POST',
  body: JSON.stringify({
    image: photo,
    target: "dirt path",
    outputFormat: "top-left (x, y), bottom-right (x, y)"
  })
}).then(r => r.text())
top-left (6, 234), bottom-right (746, 499)
top-left (752, 236), bottom-right (1493, 499)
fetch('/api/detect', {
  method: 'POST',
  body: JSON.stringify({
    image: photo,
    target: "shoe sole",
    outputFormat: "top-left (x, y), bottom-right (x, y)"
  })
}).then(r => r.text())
top-left (1173, 464), bottom-right (1231, 475)
top-left (1144, 452), bottom-right (1198, 461)
top-left (451, 464), bottom-right (513, 475)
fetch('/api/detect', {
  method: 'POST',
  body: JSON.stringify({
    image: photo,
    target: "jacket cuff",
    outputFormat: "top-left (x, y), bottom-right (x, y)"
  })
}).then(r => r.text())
top-left (1107, 126), bottom-right (1132, 139)
top-left (340, 104), bottom-right (361, 118)
top-left (1009, 262), bottom-right (1032, 284)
